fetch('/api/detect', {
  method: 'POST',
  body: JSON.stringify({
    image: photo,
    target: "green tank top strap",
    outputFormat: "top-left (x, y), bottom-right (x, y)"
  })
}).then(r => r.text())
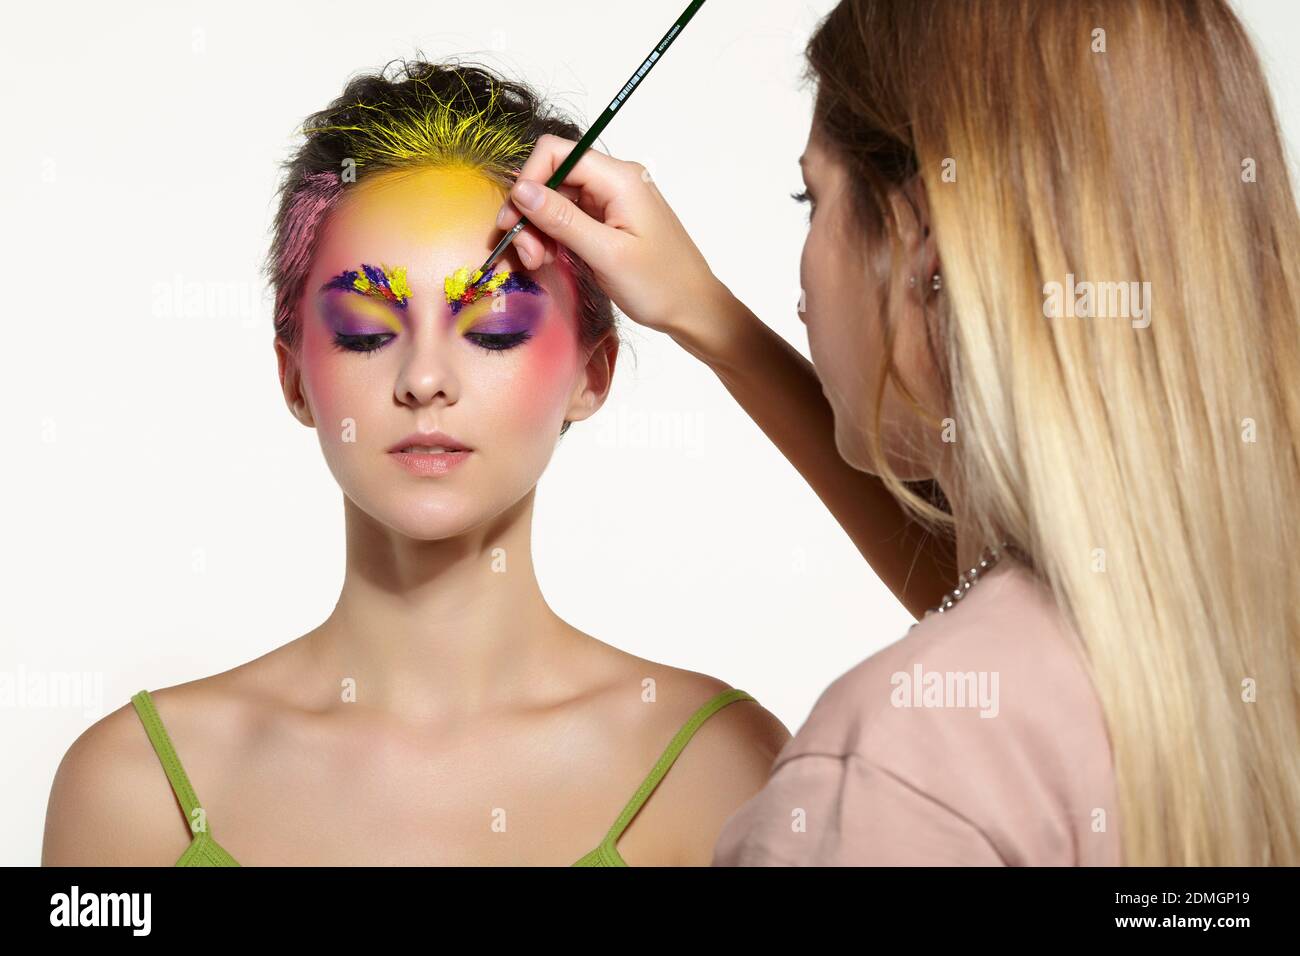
top-left (597, 688), bottom-right (756, 852)
top-left (129, 689), bottom-right (205, 835)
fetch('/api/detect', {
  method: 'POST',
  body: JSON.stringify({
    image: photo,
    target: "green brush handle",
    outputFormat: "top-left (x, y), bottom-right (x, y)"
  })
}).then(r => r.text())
top-left (474, 0), bottom-right (707, 281)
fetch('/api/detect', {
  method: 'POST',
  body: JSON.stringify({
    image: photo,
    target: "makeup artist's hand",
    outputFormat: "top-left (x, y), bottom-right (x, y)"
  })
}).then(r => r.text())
top-left (495, 134), bottom-right (731, 346)
top-left (501, 140), bottom-right (959, 620)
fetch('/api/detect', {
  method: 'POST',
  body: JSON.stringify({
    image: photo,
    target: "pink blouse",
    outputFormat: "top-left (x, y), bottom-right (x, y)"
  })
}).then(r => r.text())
top-left (712, 560), bottom-right (1122, 865)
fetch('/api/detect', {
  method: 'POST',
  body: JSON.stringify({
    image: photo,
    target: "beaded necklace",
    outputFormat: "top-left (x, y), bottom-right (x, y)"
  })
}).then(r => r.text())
top-left (910, 541), bottom-right (1014, 630)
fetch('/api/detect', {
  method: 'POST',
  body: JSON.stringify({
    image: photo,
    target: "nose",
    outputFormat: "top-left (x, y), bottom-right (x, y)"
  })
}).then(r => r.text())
top-left (394, 335), bottom-right (461, 408)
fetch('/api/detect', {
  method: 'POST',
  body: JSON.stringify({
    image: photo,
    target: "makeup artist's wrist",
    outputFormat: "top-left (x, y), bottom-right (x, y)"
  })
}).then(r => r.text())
top-left (665, 277), bottom-right (757, 373)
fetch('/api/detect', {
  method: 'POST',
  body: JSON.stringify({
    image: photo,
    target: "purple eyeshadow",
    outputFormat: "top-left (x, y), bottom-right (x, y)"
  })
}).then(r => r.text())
top-left (458, 296), bottom-right (543, 336)
top-left (319, 295), bottom-right (402, 336)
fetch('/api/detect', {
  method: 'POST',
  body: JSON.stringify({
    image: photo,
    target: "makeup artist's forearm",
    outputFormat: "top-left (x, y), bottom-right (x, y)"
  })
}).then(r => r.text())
top-left (672, 289), bottom-right (956, 619)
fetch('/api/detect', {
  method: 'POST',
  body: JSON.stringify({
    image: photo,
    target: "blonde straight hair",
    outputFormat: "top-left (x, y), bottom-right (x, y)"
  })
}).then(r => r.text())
top-left (806, 0), bottom-right (1300, 864)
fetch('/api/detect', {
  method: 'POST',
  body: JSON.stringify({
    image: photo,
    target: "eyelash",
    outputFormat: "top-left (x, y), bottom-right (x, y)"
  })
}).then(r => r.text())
top-left (331, 330), bottom-right (534, 355)
top-left (791, 188), bottom-right (814, 221)
top-left (464, 330), bottom-right (533, 353)
top-left (332, 332), bottom-right (394, 355)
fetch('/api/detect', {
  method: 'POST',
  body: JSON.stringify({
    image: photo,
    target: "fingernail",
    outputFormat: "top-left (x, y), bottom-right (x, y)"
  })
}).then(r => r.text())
top-left (512, 180), bottom-right (543, 211)
top-left (495, 202), bottom-right (509, 228)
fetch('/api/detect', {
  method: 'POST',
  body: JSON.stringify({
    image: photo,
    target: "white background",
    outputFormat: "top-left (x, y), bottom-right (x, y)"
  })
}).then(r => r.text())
top-left (2, 1), bottom-right (1297, 864)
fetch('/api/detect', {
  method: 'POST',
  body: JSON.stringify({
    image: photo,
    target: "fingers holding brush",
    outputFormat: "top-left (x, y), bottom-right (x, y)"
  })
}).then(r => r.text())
top-left (495, 134), bottom-right (722, 336)
top-left (496, 180), bottom-right (588, 269)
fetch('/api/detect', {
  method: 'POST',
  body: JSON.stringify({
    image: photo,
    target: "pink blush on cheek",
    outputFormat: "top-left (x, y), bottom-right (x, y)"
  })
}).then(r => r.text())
top-left (297, 325), bottom-right (345, 431)
top-left (516, 314), bottom-right (583, 420)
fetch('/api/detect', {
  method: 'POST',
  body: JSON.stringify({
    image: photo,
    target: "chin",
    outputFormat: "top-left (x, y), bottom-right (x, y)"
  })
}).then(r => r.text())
top-left (832, 418), bottom-right (875, 474)
top-left (833, 418), bottom-right (935, 483)
top-left (330, 460), bottom-right (492, 538)
top-left (360, 492), bottom-right (492, 541)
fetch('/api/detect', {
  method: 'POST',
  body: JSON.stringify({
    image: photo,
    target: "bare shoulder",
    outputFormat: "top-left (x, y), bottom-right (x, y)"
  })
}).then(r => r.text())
top-left (42, 692), bottom-right (195, 866)
top-left (649, 672), bottom-right (792, 866)
top-left (590, 652), bottom-right (791, 866)
top-left (42, 634), bottom-right (312, 867)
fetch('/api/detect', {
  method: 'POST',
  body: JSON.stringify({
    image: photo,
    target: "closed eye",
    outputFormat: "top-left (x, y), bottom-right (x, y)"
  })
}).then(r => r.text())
top-left (465, 330), bottom-right (533, 353)
top-left (333, 332), bottom-right (396, 354)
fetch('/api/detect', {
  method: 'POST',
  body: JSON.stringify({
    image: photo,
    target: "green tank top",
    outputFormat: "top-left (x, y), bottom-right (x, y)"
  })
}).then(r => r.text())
top-left (129, 686), bottom-right (756, 867)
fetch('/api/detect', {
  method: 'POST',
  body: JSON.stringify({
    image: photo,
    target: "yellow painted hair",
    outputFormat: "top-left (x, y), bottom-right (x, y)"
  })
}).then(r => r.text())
top-left (304, 69), bottom-right (535, 176)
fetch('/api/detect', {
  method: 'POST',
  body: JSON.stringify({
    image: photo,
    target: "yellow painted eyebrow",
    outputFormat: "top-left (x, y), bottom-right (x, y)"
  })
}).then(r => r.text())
top-left (321, 263), bottom-right (412, 307)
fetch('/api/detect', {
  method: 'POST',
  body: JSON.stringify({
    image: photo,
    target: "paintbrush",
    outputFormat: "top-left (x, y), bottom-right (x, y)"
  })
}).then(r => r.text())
top-left (467, 0), bottom-right (706, 290)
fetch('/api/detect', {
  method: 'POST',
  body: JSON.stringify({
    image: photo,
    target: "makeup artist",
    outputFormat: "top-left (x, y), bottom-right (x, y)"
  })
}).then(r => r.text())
top-left (491, 0), bottom-right (1300, 866)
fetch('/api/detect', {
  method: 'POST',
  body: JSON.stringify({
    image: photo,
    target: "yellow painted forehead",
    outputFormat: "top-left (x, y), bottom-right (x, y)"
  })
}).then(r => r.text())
top-left (329, 167), bottom-right (510, 276)
top-left (320, 166), bottom-right (566, 315)
top-left (345, 165), bottom-right (503, 225)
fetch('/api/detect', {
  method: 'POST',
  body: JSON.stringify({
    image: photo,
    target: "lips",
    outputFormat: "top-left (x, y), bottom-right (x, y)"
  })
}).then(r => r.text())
top-left (387, 431), bottom-right (472, 454)
top-left (388, 433), bottom-right (473, 478)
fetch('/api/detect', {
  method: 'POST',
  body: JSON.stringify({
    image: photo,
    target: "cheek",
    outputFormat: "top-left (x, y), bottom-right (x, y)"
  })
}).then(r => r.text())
top-left (296, 334), bottom-right (418, 507)
top-left (801, 219), bottom-right (856, 351)
top-left (297, 324), bottom-right (377, 440)
top-left (477, 316), bottom-right (581, 434)
top-left (299, 327), bottom-right (337, 421)
top-left (802, 229), bottom-right (855, 361)
top-left (523, 314), bottom-right (576, 381)
top-left (805, 238), bottom-right (891, 435)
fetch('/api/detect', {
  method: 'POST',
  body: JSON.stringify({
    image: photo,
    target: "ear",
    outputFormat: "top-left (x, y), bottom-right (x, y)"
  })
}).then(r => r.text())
top-left (563, 332), bottom-right (619, 425)
top-left (274, 335), bottom-right (316, 428)
top-left (891, 175), bottom-right (939, 284)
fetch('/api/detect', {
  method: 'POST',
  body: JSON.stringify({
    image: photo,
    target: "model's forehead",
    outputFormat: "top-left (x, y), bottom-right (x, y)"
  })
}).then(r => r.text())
top-left (330, 165), bottom-right (503, 245)
top-left (311, 164), bottom-right (575, 314)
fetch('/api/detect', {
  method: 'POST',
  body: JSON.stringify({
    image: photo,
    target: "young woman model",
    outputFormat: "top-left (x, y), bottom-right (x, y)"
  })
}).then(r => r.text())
top-left (40, 62), bottom-right (827, 867)
top-left (497, 0), bottom-right (1300, 865)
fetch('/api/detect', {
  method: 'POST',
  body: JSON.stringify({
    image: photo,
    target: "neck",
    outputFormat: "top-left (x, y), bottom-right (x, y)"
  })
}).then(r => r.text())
top-left (934, 455), bottom-right (983, 574)
top-left (304, 487), bottom-right (574, 721)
